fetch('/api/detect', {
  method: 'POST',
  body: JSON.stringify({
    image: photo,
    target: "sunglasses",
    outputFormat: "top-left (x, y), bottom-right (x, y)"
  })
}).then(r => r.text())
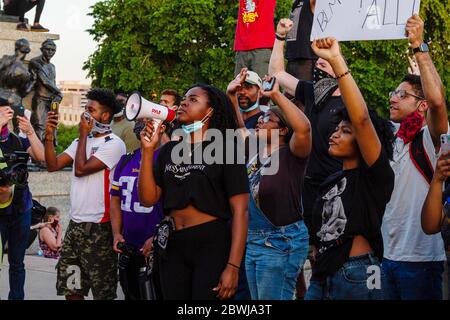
top-left (389, 89), bottom-right (424, 100)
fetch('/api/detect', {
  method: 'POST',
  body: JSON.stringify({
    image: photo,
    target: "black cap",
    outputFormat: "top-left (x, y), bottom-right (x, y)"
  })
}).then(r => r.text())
top-left (0, 97), bottom-right (9, 106)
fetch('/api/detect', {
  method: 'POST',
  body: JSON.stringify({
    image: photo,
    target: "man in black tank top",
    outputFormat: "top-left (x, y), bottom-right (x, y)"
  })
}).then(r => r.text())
top-left (285, 0), bottom-right (317, 81)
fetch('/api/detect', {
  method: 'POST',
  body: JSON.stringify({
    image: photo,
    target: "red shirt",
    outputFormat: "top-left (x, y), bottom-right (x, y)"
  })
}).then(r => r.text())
top-left (234, 0), bottom-right (276, 51)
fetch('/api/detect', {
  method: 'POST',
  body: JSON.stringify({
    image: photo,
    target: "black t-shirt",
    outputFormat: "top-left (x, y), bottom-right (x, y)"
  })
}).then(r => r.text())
top-left (310, 151), bottom-right (394, 281)
top-left (244, 111), bottom-right (264, 130)
top-left (153, 140), bottom-right (249, 220)
top-left (286, 0), bottom-right (317, 61)
top-left (248, 144), bottom-right (308, 226)
top-left (295, 80), bottom-right (344, 185)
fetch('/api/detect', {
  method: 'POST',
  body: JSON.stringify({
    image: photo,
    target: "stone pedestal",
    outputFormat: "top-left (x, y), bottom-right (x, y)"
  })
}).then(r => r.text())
top-left (0, 19), bottom-right (59, 61)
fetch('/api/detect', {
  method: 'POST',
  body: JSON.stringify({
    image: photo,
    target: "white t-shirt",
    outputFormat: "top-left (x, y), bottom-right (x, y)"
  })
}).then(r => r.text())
top-left (382, 125), bottom-right (447, 262)
top-left (64, 133), bottom-right (126, 223)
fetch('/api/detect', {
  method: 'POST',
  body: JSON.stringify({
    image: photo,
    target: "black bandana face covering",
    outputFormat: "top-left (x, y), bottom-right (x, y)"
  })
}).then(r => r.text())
top-left (133, 121), bottom-right (146, 140)
top-left (313, 67), bottom-right (339, 109)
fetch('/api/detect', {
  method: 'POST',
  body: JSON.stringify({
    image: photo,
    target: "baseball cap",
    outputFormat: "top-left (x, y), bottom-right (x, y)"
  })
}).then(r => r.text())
top-left (245, 71), bottom-right (263, 89)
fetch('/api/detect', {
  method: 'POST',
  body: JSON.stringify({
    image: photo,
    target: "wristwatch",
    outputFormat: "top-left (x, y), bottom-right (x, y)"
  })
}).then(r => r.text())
top-left (412, 43), bottom-right (429, 54)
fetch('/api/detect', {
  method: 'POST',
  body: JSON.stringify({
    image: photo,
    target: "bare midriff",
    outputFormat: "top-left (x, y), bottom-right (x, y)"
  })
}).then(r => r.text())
top-left (349, 235), bottom-right (373, 257)
top-left (170, 204), bottom-right (218, 231)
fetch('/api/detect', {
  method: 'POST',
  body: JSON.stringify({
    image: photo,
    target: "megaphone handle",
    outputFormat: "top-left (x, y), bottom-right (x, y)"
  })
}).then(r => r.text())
top-left (144, 119), bottom-right (162, 143)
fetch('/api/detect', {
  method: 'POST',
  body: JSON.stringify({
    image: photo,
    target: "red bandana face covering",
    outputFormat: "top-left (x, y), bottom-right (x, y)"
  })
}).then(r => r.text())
top-left (0, 125), bottom-right (9, 141)
top-left (396, 111), bottom-right (424, 144)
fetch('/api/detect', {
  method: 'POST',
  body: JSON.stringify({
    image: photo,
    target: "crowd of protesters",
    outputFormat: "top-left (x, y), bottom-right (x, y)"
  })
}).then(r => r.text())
top-left (0, 0), bottom-right (449, 301)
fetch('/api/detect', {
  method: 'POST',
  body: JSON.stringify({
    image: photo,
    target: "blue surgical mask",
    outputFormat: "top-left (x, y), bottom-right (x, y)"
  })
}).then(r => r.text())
top-left (181, 109), bottom-right (213, 134)
top-left (239, 101), bottom-right (259, 113)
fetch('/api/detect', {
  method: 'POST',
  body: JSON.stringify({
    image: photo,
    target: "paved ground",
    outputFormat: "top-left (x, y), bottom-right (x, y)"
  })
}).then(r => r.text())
top-left (0, 254), bottom-right (125, 300)
top-left (1, 254), bottom-right (312, 300)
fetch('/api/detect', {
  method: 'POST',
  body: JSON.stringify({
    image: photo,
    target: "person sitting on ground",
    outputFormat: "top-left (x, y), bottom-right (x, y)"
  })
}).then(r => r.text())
top-left (37, 207), bottom-right (62, 259)
top-left (3, 0), bottom-right (49, 32)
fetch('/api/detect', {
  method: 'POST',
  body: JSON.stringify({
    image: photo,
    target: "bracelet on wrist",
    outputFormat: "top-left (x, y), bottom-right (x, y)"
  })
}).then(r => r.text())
top-left (227, 262), bottom-right (240, 270)
top-left (275, 33), bottom-right (286, 41)
top-left (336, 70), bottom-right (351, 79)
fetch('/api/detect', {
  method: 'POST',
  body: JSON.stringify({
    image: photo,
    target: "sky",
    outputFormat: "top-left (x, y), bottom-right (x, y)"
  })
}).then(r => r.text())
top-left (26, 0), bottom-right (100, 84)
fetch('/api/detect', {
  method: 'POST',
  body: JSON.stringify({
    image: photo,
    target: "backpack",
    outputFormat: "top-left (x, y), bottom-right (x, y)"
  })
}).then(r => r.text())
top-left (27, 199), bottom-right (47, 249)
top-left (410, 130), bottom-right (450, 249)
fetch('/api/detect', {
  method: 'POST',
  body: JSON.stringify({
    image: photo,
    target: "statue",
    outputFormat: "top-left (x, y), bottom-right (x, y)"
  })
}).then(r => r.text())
top-left (0, 38), bottom-right (34, 107)
top-left (29, 39), bottom-right (61, 140)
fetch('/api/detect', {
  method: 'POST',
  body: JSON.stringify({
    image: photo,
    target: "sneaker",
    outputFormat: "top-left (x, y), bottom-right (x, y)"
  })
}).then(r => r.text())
top-left (16, 22), bottom-right (29, 32)
top-left (30, 24), bottom-right (49, 32)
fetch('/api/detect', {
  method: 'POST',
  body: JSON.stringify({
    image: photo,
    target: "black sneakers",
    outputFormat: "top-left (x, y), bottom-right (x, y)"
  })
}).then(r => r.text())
top-left (16, 22), bottom-right (29, 31)
top-left (30, 24), bottom-right (49, 32)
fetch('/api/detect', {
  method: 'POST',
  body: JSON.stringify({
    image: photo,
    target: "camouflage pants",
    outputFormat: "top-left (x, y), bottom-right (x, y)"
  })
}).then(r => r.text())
top-left (56, 220), bottom-right (117, 299)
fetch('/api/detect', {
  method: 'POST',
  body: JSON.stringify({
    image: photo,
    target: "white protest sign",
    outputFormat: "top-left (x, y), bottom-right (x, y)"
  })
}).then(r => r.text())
top-left (311, 0), bottom-right (421, 41)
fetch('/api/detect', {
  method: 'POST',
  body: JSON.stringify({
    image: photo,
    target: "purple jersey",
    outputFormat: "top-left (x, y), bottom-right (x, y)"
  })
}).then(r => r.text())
top-left (110, 148), bottom-right (164, 249)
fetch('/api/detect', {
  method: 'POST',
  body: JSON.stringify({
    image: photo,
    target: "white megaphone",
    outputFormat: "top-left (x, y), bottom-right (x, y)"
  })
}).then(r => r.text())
top-left (125, 91), bottom-right (176, 141)
top-left (125, 91), bottom-right (176, 122)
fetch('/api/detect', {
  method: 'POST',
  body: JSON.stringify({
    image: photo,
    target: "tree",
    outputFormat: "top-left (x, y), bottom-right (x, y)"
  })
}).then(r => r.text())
top-left (85, 0), bottom-right (450, 116)
top-left (55, 124), bottom-right (79, 154)
top-left (84, 0), bottom-right (291, 97)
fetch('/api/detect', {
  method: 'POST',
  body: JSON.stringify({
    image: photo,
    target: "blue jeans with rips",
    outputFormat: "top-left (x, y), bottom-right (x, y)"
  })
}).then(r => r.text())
top-left (245, 196), bottom-right (309, 300)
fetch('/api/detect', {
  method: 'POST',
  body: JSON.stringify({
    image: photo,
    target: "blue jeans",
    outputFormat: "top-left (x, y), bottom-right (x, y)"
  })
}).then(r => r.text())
top-left (382, 258), bottom-right (444, 300)
top-left (305, 253), bottom-right (384, 300)
top-left (245, 220), bottom-right (309, 300)
top-left (0, 209), bottom-right (31, 300)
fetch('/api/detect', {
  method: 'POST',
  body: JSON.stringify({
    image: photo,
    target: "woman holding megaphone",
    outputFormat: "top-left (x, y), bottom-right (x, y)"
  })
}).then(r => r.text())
top-left (138, 84), bottom-right (249, 300)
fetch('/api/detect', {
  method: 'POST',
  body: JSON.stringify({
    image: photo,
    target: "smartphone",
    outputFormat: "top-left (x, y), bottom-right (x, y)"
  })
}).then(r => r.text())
top-left (440, 134), bottom-right (450, 154)
top-left (50, 102), bottom-right (59, 114)
top-left (263, 77), bottom-right (276, 91)
top-left (11, 105), bottom-right (25, 118)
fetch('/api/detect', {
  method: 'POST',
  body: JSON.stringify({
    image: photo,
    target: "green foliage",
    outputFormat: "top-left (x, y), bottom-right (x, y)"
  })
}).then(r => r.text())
top-left (85, 0), bottom-right (450, 116)
top-left (84, 0), bottom-right (292, 97)
top-left (56, 124), bottom-right (78, 154)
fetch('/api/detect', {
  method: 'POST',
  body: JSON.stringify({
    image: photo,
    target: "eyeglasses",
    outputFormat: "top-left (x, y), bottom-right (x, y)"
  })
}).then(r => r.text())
top-left (389, 89), bottom-right (424, 100)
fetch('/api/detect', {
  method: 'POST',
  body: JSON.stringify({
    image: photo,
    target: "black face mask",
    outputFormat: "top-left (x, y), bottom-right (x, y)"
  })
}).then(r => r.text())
top-left (313, 67), bottom-right (339, 109)
top-left (133, 121), bottom-right (146, 140)
top-left (116, 100), bottom-right (125, 110)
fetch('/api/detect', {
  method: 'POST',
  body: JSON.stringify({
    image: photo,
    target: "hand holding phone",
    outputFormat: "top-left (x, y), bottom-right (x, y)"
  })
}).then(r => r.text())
top-left (11, 105), bottom-right (25, 118)
top-left (440, 134), bottom-right (450, 155)
top-left (50, 102), bottom-right (59, 114)
top-left (263, 77), bottom-right (276, 92)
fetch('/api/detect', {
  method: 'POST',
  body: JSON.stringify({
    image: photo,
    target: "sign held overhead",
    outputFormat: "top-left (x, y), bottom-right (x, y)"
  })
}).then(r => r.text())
top-left (311, 0), bottom-right (421, 41)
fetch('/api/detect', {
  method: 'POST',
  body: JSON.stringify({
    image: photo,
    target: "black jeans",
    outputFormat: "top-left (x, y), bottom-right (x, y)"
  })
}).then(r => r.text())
top-left (4, 0), bottom-right (46, 23)
top-left (157, 219), bottom-right (231, 300)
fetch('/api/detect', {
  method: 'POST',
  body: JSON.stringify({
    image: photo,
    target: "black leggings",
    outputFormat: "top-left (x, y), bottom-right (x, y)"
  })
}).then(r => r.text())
top-left (4, 0), bottom-right (46, 23)
top-left (157, 219), bottom-right (231, 300)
